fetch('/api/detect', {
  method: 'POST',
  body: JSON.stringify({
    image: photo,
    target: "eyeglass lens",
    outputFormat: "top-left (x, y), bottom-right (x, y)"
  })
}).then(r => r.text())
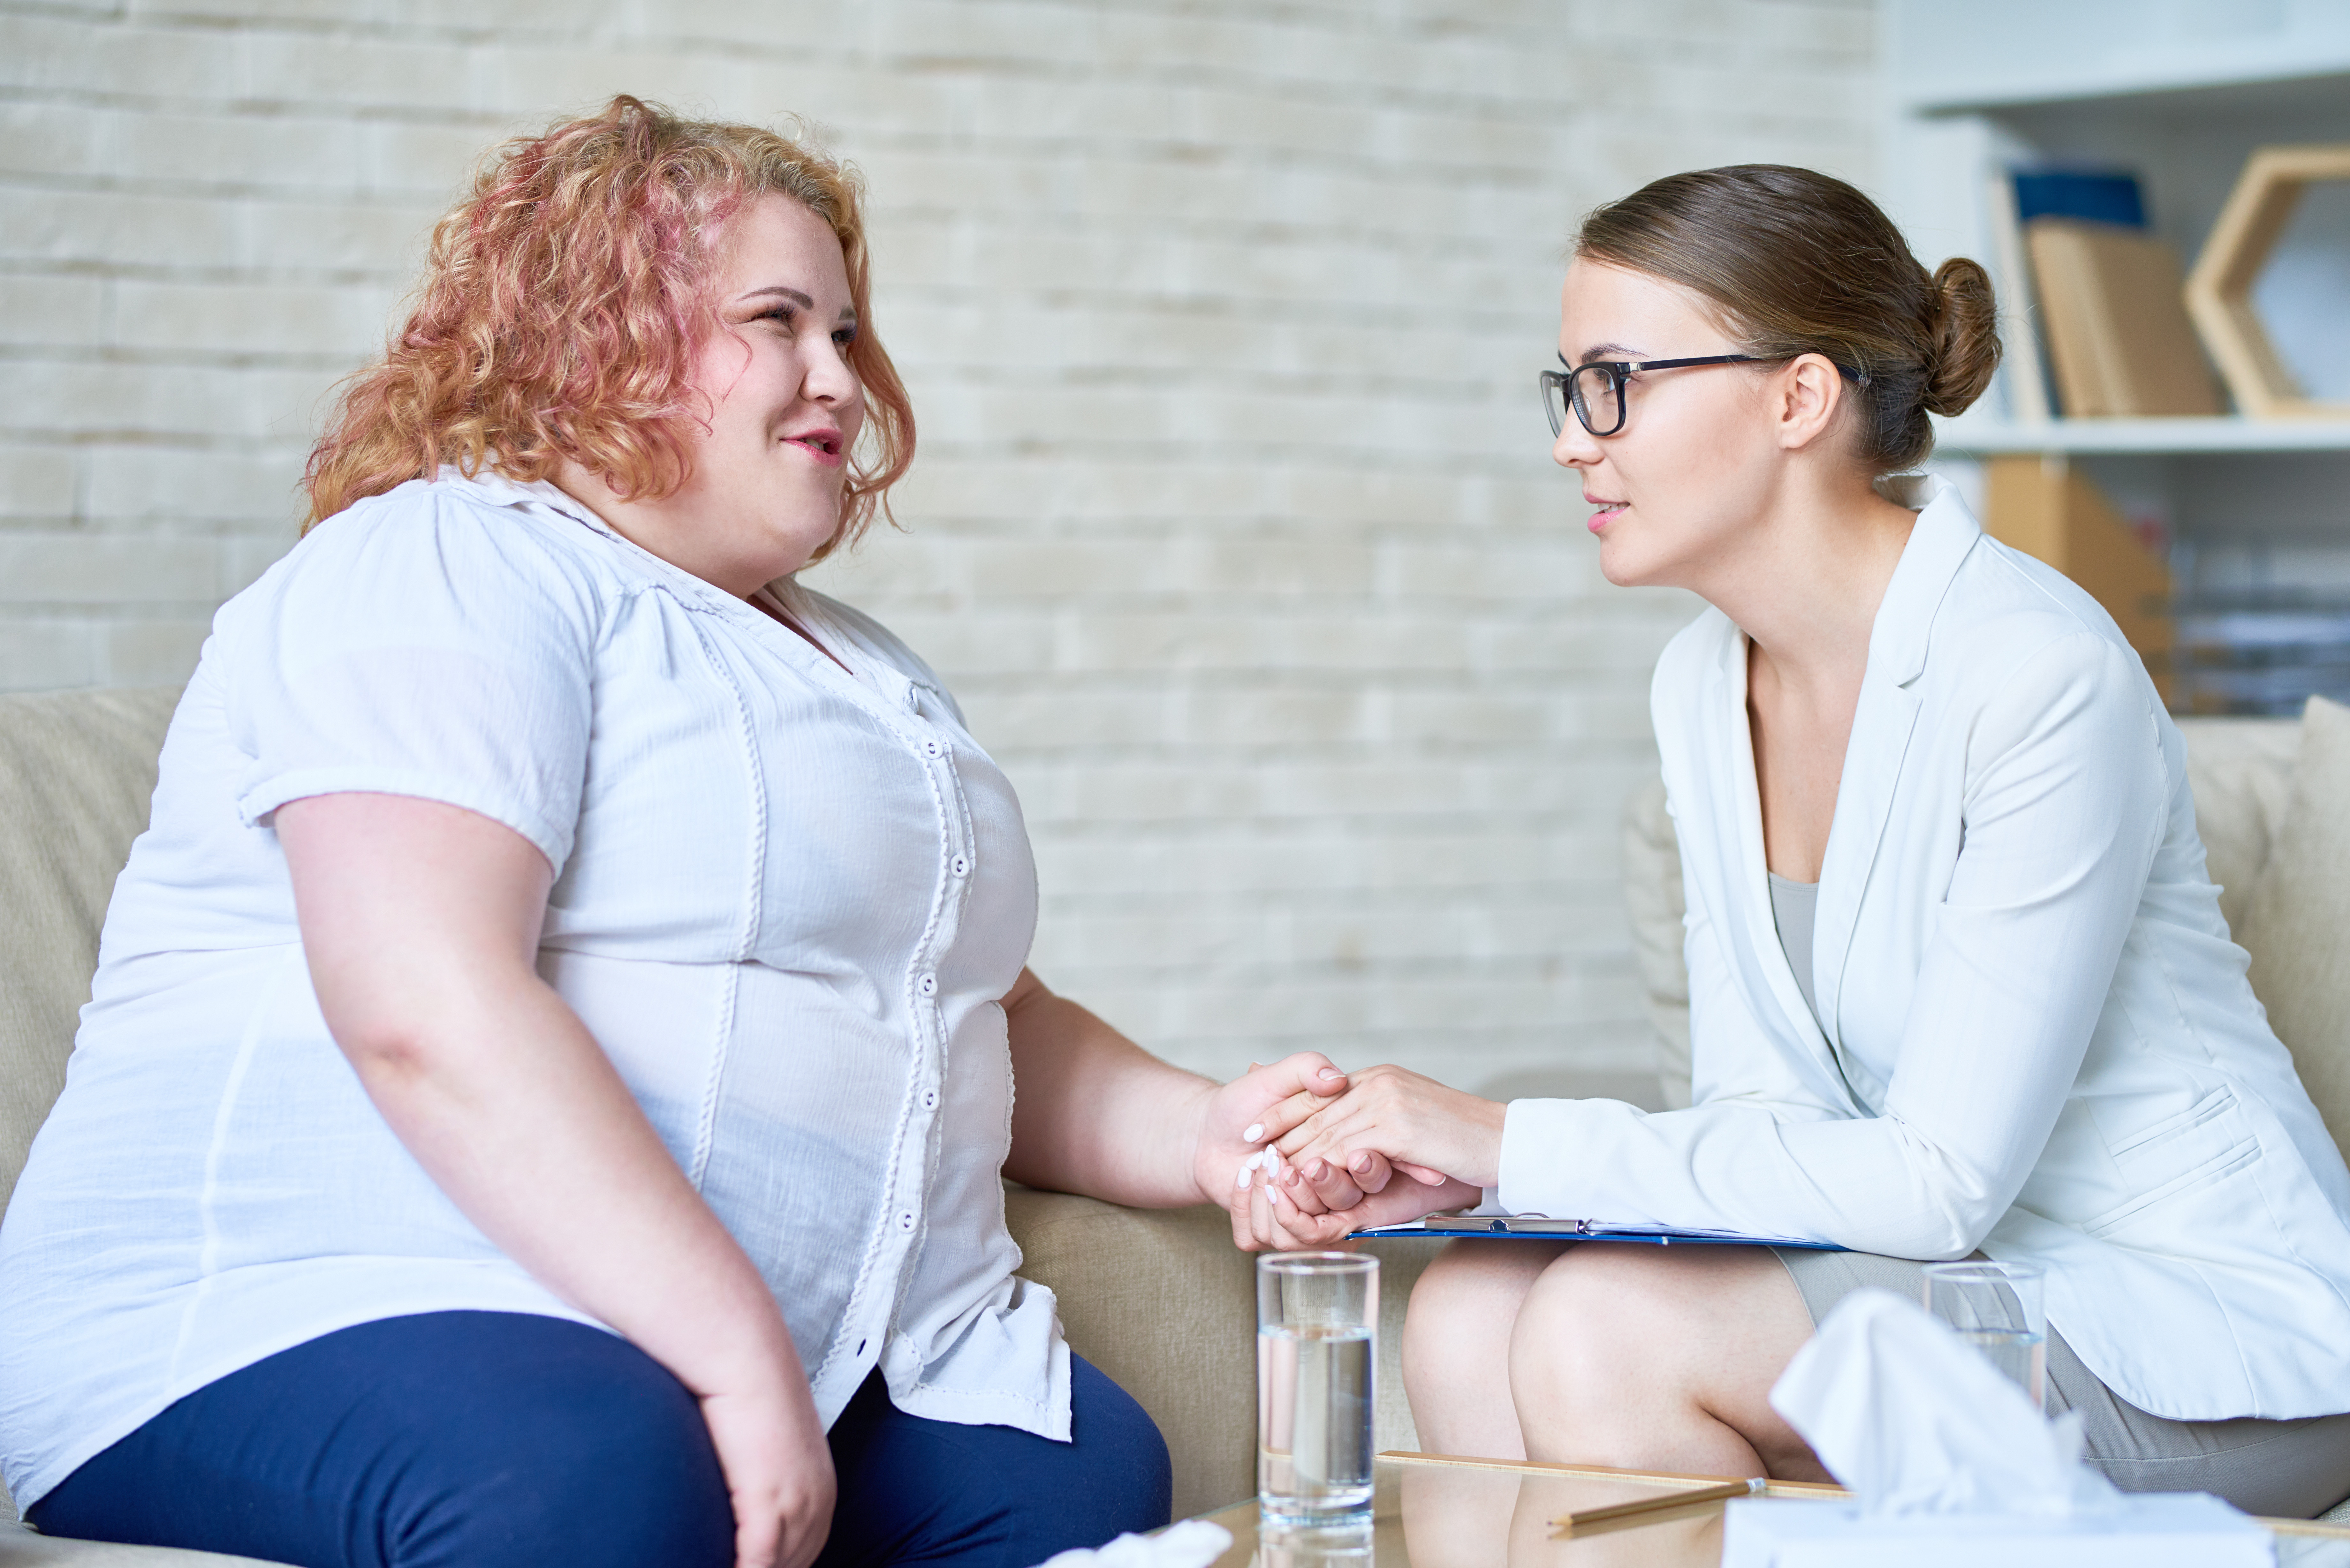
top-left (1570, 365), bottom-right (1621, 436)
top-left (1542, 366), bottom-right (1624, 438)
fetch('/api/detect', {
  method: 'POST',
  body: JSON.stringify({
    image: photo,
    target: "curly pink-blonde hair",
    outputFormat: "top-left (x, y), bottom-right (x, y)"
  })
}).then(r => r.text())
top-left (304, 95), bottom-right (912, 562)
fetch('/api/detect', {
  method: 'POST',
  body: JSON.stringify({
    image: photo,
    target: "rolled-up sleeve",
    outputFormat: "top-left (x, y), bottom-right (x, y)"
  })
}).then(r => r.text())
top-left (1498, 633), bottom-right (2166, 1255)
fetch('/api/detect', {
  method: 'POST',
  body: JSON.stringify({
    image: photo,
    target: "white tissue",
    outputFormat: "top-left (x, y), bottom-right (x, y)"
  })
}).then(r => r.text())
top-left (1032, 1519), bottom-right (1233, 1568)
top-left (1769, 1286), bottom-right (2119, 1517)
top-left (1725, 1288), bottom-right (2272, 1568)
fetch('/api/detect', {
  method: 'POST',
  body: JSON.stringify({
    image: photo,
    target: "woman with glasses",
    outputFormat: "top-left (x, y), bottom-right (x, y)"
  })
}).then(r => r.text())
top-left (1239, 164), bottom-right (2350, 1516)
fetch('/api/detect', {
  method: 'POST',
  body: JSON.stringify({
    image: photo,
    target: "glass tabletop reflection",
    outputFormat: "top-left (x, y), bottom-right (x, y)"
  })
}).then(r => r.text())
top-left (1192, 1453), bottom-right (2350, 1568)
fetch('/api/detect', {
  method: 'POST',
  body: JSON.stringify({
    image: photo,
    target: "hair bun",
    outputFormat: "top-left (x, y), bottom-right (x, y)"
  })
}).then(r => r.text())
top-left (1922, 256), bottom-right (2000, 418)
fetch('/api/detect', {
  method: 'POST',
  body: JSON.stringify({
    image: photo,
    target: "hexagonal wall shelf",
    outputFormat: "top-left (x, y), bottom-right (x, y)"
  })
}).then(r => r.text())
top-left (2185, 144), bottom-right (2350, 419)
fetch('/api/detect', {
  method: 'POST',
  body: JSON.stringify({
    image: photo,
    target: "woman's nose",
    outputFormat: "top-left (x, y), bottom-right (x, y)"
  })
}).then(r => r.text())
top-left (1552, 423), bottom-right (1598, 469)
top-left (803, 338), bottom-right (861, 409)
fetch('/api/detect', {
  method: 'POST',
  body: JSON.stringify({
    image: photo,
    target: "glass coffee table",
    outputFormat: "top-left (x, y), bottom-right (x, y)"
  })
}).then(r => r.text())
top-left (1190, 1452), bottom-right (2350, 1567)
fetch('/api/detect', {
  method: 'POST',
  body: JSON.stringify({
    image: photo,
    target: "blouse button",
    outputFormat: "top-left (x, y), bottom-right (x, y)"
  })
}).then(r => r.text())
top-left (922, 1089), bottom-right (939, 1110)
top-left (922, 739), bottom-right (944, 759)
top-left (918, 973), bottom-right (938, 997)
top-left (950, 854), bottom-right (970, 878)
top-left (898, 1211), bottom-right (916, 1232)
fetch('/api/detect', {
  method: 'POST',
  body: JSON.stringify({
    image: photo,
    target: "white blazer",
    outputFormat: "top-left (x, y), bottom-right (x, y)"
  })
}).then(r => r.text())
top-left (1498, 484), bottom-right (2350, 1421)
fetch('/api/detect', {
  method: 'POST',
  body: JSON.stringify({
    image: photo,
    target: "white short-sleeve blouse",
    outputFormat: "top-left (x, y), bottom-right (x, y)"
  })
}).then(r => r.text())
top-left (0, 469), bottom-right (1060, 1511)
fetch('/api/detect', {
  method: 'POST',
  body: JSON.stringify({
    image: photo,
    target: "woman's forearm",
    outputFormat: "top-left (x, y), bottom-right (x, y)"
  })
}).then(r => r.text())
top-left (1000, 970), bottom-right (1218, 1207)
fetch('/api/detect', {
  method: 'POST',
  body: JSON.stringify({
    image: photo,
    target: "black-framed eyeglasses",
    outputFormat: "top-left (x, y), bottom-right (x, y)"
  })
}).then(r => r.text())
top-left (1540, 355), bottom-right (1870, 438)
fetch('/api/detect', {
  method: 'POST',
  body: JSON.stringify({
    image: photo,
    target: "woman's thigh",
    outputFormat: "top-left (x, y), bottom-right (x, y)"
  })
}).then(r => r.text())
top-left (28, 1310), bottom-right (732, 1568)
top-left (816, 1354), bottom-right (1171, 1568)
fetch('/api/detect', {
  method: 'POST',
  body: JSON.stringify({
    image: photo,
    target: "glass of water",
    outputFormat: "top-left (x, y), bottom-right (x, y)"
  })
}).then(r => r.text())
top-left (1258, 1252), bottom-right (1378, 1526)
top-left (1923, 1260), bottom-right (2047, 1410)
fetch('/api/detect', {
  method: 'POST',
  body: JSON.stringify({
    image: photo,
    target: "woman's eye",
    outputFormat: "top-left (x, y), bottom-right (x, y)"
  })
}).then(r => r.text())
top-left (832, 327), bottom-right (857, 350)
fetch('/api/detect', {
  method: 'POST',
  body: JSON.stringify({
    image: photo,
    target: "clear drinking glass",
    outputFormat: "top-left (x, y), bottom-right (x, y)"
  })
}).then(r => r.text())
top-left (1923, 1260), bottom-right (2048, 1410)
top-left (1258, 1252), bottom-right (1378, 1526)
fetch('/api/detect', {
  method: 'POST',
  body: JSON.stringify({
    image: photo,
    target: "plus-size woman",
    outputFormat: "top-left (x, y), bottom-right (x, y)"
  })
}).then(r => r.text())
top-left (1244, 165), bottom-right (2350, 1517)
top-left (0, 98), bottom-right (1368, 1568)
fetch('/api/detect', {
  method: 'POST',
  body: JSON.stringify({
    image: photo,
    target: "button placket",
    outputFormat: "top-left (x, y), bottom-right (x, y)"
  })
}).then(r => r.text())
top-left (876, 699), bottom-right (963, 1368)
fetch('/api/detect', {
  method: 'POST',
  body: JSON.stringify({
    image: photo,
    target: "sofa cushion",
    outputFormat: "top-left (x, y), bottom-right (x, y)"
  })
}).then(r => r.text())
top-left (0, 1521), bottom-right (286, 1565)
top-left (0, 687), bottom-right (183, 1217)
top-left (1621, 775), bottom-right (1692, 1111)
top-left (1002, 1190), bottom-right (1256, 1518)
top-left (1000, 1188), bottom-right (1429, 1520)
top-left (2175, 716), bottom-right (2303, 936)
top-left (2241, 696), bottom-right (2350, 1157)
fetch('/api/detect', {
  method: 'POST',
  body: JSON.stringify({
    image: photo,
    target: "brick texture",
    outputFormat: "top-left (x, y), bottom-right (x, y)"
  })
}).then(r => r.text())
top-left (0, 0), bottom-right (1878, 1088)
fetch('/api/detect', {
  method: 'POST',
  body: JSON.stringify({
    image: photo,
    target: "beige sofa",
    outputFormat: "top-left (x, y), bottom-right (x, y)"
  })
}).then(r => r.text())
top-left (4, 688), bottom-right (2346, 1560)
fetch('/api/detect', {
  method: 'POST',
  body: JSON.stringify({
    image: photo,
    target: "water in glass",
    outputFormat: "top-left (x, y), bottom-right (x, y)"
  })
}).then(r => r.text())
top-left (1258, 1323), bottom-right (1374, 1521)
top-left (1956, 1327), bottom-right (2047, 1410)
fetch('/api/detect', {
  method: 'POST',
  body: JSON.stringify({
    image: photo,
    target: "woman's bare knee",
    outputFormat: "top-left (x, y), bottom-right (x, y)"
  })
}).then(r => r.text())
top-left (1506, 1246), bottom-right (1690, 1404)
top-left (1505, 1245), bottom-right (1824, 1478)
top-left (1402, 1239), bottom-right (1564, 1459)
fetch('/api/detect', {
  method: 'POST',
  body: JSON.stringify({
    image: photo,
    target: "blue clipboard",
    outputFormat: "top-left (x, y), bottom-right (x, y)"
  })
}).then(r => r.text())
top-left (1348, 1216), bottom-right (1846, 1250)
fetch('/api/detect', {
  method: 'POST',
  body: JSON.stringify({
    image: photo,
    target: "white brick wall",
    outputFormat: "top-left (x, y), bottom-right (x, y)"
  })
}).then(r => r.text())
top-left (1, 0), bottom-right (1879, 1089)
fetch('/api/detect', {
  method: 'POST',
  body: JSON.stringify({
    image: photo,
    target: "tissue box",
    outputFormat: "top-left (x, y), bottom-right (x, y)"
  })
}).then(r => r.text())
top-left (1721, 1493), bottom-right (2273, 1568)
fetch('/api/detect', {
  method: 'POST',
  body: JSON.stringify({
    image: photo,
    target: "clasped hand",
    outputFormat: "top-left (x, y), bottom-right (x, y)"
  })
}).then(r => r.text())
top-left (1206, 1059), bottom-right (1504, 1251)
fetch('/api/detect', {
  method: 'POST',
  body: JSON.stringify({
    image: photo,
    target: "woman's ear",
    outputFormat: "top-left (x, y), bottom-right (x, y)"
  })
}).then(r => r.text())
top-left (1772, 353), bottom-right (1847, 452)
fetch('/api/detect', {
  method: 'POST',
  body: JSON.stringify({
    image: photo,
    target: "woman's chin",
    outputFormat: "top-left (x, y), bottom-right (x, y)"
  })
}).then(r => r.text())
top-left (1595, 533), bottom-right (1656, 589)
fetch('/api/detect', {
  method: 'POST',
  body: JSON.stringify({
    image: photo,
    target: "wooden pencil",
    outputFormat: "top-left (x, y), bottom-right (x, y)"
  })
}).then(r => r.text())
top-left (1549, 1477), bottom-right (1765, 1536)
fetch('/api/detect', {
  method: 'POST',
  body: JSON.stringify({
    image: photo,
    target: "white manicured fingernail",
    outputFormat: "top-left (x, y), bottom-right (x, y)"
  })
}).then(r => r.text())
top-left (1242, 1123), bottom-right (1264, 1143)
top-left (1236, 1164), bottom-right (1254, 1190)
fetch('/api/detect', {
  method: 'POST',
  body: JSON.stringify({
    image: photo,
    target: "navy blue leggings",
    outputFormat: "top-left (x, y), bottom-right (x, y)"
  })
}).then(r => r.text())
top-left (29, 1311), bottom-right (1172, 1568)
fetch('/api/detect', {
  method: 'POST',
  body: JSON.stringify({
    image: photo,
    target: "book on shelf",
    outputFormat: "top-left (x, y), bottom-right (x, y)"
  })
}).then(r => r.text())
top-left (1983, 456), bottom-right (2173, 702)
top-left (2012, 169), bottom-right (2147, 230)
top-left (2028, 219), bottom-right (2224, 417)
top-left (1987, 167), bottom-right (2226, 421)
top-left (1984, 170), bottom-right (2052, 423)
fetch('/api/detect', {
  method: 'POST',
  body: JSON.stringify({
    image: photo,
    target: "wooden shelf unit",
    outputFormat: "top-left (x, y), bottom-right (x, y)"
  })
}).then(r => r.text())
top-left (1934, 417), bottom-right (2350, 456)
top-left (1887, 1), bottom-right (2350, 712)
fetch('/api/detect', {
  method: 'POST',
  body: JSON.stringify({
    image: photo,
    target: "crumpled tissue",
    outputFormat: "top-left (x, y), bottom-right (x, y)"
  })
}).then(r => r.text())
top-left (1032, 1520), bottom-right (1233, 1568)
top-left (1721, 1287), bottom-right (2272, 1567)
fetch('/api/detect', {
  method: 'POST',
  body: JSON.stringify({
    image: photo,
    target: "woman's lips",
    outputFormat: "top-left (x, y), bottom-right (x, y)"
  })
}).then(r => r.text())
top-left (783, 432), bottom-right (845, 468)
top-left (1585, 496), bottom-right (1626, 532)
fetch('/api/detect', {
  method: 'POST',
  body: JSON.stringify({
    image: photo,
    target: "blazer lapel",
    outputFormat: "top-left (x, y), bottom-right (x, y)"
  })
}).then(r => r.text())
top-left (1812, 488), bottom-right (1983, 1072)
